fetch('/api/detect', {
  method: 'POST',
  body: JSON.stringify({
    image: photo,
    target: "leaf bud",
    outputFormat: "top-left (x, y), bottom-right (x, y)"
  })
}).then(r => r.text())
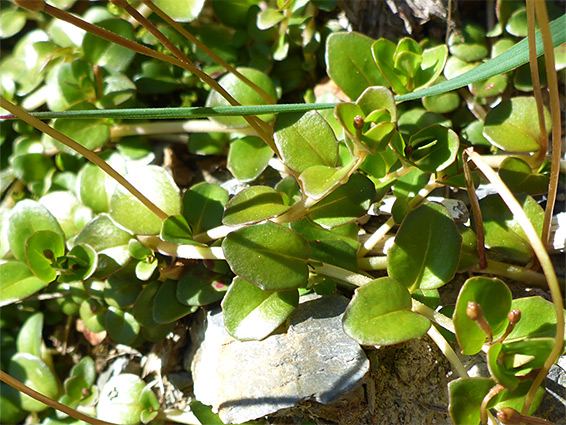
top-left (507, 309), bottom-right (521, 324)
top-left (466, 301), bottom-right (483, 321)
top-left (12, 0), bottom-right (45, 12)
top-left (353, 115), bottom-right (364, 130)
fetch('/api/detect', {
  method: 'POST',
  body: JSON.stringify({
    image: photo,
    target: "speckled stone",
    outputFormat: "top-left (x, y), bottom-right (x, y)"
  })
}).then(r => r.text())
top-left (186, 294), bottom-right (369, 424)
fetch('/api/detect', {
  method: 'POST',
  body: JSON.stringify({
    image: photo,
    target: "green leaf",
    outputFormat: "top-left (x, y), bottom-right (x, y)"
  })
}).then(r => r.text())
top-left (326, 32), bottom-right (389, 100)
top-left (392, 125), bottom-right (459, 173)
top-left (160, 215), bottom-right (203, 245)
top-left (299, 165), bottom-right (352, 200)
top-left (453, 277), bottom-right (512, 355)
top-left (47, 114), bottom-right (110, 156)
top-left (506, 296), bottom-right (566, 342)
top-left (227, 136), bottom-right (273, 182)
top-left (135, 258), bottom-right (158, 281)
top-left (153, 279), bottom-right (196, 324)
top-left (82, 19), bottom-right (136, 72)
top-left (274, 110), bottom-right (338, 173)
top-left (222, 221), bottom-right (310, 291)
top-left (307, 172), bottom-right (375, 228)
top-left (493, 380), bottom-right (546, 417)
top-left (97, 374), bottom-right (146, 425)
top-left (479, 194), bottom-right (543, 263)
top-left (153, 0), bottom-right (206, 22)
top-left (448, 378), bottom-right (495, 425)
top-left (190, 400), bottom-right (225, 425)
top-left (414, 44), bottom-right (448, 88)
top-left (222, 277), bottom-right (299, 341)
top-left (0, 9), bottom-right (26, 39)
top-left (183, 182), bottom-right (229, 234)
top-left (223, 186), bottom-right (291, 226)
top-left (448, 22), bottom-right (488, 62)
top-left (387, 202), bottom-right (462, 291)
top-left (60, 244), bottom-right (98, 282)
top-left (16, 312), bottom-right (44, 358)
top-left (8, 199), bottom-right (65, 261)
top-left (483, 97), bottom-right (552, 153)
top-left (73, 214), bottom-right (132, 252)
top-left (9, 353), bottom-right (60, 412)
top-left (0, 383), bottom-right (27, 424)
top-left (105, 307), bottom-right (140, 345)
top-left (206, 67), bottom-right (277, 128)
top-left (487, 342), bottom-right (520, 391)
top-left (110, 165), bottom-right (182, 235)
top-left (79, 298), bottom-right (107, 333)
top-left (176, 263), bottom-right (228, 306)
top-left (498, 156), bottom-right (550, 195)
top-left (133, 281), bottom-right (161, 328)
top-left (342, 277), bottom-right (431, 345)
top-left (25, 230), bottom-right (66, 283)
top-left (372, 38), bottom-right (409, 94)
top-left (395, 14), bottom-right (566, 102)
top-left (10, 153), bottom-right (53, 184)
top-left (140, 384), bottom-right (160, 411)
top-left (0, 261), bottom-right (47, 307)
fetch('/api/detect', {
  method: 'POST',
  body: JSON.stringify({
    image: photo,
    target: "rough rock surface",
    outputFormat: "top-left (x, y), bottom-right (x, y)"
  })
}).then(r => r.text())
top-left (186, 293), bottom-right (369, 424)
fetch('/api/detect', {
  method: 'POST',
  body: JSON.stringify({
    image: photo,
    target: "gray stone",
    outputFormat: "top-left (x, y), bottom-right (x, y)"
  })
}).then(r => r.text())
top-left (186, 294), bottom-right (370, 424)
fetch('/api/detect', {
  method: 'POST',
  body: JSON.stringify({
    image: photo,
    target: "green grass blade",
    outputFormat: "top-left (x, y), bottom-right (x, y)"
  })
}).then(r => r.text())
top-left (395, 14), bottom-right (566, 102)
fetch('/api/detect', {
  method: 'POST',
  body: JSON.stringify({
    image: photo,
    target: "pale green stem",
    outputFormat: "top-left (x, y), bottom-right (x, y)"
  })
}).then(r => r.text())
top-left (427, 325), bottom-right (468, 378)
top-left (466, 148), bottom-right (564, 416)
top-left (138, 236), bottom-right (224, 260)
top-left (373, 164), bottom-right (413, 186)
top-left (359, 180), bottom-right (439, 256)
top-left (110, 120), bottom-right (253, 139)
top-left (412, 299), bottom-right (456, 334)
top-left (358, 256), bottom-right (388, 270)
top-left (312, 263), bottom-right (373, 289)
top-left (474, 259), bottom-right (559, 289)
top-left (193, 225), bottom-right (241, 243)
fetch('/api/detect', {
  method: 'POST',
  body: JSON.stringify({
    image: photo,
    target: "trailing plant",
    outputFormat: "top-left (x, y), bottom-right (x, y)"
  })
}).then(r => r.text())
top-left (0, 1), bottom-right (564, 424)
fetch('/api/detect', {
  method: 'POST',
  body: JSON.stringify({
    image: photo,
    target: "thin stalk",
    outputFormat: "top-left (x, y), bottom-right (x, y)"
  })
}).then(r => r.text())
top-left (525, 0), bottom-right (548, 165)
top-left (359, 180), bottom-right (439, 256)
top-left (474, 259), bottom-right (559, 289)
top-left (0, 97), bottom-right (168, 221)
top-left (110, 0), bottom-right (275, 150)
top-left (427, 325), bottom-right (468, 378)
top-left (0, 370), bottom-right (116, 425)
top-left (137, 236), bottom-right (224, 260)
top-left (463, 156), bottom-right (487, 269)
top-left (110, 120), bottom-right (252, 139)
top-left (534, 0), bottom-right (562, 257)
top-left (0, 103), bottom-right (338, 121)
top-left (465, 148), bottom-right (564, 417)
top-left (312, 262), bottom-right (373, 289)
top-left (357, 256), bottom-right (388, 270)
top-left (193, 225), bottom-right (241, 244)
top-left (412, 299), bottom-right (455, 334)
top-left (138, 0), bottom-right (275, 104)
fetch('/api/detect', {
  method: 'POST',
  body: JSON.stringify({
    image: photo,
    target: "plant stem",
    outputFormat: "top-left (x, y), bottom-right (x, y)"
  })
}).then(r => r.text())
top-left (412, 299), bottom-right (456, 334)
top-left (312, 262), bottom-right (373, 289)
top-left (138, 236), bottom-right (224, 260)
top-left (110, 120), bottom-right (252, 139)
top-left (138, 0), bottom-right (275, 105)
top-left (0, 97), bottom-right (169, 221)
top-left (193, 225), bottom-right (241, 243)
top-left (0, 370), bottom-right (115, 425)
top-left (473, 259), bottom-right (559, 289)
top-left (465, 148), bottom-right (564, 417)
top-left (426, 325), bottom-right (468, 378)
top-left (357, 256), bottom-right (388, 270)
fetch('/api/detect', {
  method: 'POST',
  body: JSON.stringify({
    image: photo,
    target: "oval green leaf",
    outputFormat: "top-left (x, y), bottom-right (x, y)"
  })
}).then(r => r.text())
top-left (342, 277), bottom-right (431, 345)
top-left (222, 221), bottom-right (310, 291)
top-left (25, 230), bottom-right (66, 283)
top-left (227, 136), bottom-right (273, 182)
top-left (182, 182), bottom-right (229, 235)
top-left (176, 264), bottom-right (228, 306)
top-left (0, 261), bottom-right (47, 307)
top-left (223, 186), bottom-right (291, 226)
top-left (387, 202), bottom-right (462, 291)
top-left (222, 277), bottom-right (299, 341)
top-left (453, 276), bottom-right (512, 355)
top-left (153, 279), bottom-right (196, 324)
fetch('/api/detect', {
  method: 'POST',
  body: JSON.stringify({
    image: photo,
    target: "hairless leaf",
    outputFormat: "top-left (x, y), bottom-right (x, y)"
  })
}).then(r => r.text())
top-left (483, 97), bottom-right (551, 153)
top-left (274, 110), bottom-right (338, 173)
top-left (8, 199), bottom-right (65, 262)
top-left (72, 214), bottom-right (132, 252)
top-left (176, 263), bottom-right (228, 306)
top-left (479, 194), bottom-right (543, 263)
top-left (487, 342), bottom-right (520, 390)
top-left (8, 353), bottom-right (61, 412)
top-left (222, 277), bottom-right (299, 341)
top-left (342, 277), bottom-right (431, 345)
top-left (0, 262), bottom-right (47, 307)
top-left (153, 279), bottom-right (196, 324)
top-left (387, 202), bottom-right (462, 291)
top-left (60, 243), bottom-right (98, 282)
top-left (326, 32), bottom-right (389, 100)
top-left (307, 172), bottom-right (375, 228)
top-left (223, 186), bottom-right (291, 226)
top-left (498, 156), bottom-right (549, 195)
top-left (493, 380), bottom-right (546, 417)
top-left (161, 215), bottom-right (205, 245)
top-left (25, 230), bottom-right (66, 283)
top-left (227, 136), bottom-right (273, 182)
top-left (105, 307), bottom-right (140, 345)
top-left (505, 297), bottom-right (566, 342)
top-left (453, 277), bottom-right (512, 355)
top-left (183, 182), bottom-right (229, 235)
top-left (448, 378), bottom-right (496, 425)
top-left (133, 281), bottom-right (161, 328)
top-left (79, 298), bottom-right (107, 333)
top-left (15, 312), bottom-right (44, 359)
top-left (298, 165), bottom-right (352, 200)
top-left (152, 0), bottom-right (206, 22)
top-left (222, 221), bottom-right (310, 291)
